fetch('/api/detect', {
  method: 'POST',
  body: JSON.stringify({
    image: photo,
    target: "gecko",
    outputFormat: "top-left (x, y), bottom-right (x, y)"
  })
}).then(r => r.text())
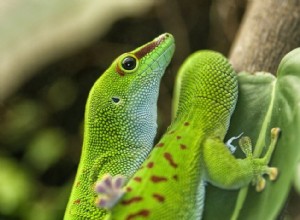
top-left (64, 33), bottom-right (175, 219)
top-left (94, 50), bottom-right (280, 219)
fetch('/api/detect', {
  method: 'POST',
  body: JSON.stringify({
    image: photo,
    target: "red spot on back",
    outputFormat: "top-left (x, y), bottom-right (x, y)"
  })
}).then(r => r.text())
top-left (73, 199), bottom-right (81, 204)
top-left (184, 122), bottom-right (190, 126)
top-left (126, 187), bottom-right (132, 192)
top-left (176, 136), bottom-right (182, 140)
top-left (180, 144), bottom-right (187, 150)
top-left (76, 181), bottom-right (80, 187)
top-left (121, 197), bottom-right (143, 205)
top-left (156, 142), bottom-right (164, 147)
top-left (173, 175), bottom-right (178, 181)
top-left (164, 152), bottom-right (178, 168)
top-left (147, 162), bottom-right (154, 168)
top-left (153, 193), bottom-right (165, 203)
top-left (126, 209), bottom-right (150, 220)
top-left (133, 177), bottom-right (142, 182)
top-left (151, 175), bottom-right (168, 183)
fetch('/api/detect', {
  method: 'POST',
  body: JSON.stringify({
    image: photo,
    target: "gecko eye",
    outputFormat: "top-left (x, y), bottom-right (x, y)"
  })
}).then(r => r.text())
top-left (121, 56), bottom-right (137, 70)
top-left (112, 97), bottom-right (120, 103)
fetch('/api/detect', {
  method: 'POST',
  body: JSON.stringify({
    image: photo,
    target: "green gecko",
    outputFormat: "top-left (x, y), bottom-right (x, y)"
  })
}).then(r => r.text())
top-left (94, 50), bottom-right (280, 219)
top-left (64, 33), bottom-right (175, 219)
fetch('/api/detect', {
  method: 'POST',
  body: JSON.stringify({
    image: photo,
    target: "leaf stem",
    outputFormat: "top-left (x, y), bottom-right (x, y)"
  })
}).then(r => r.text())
top-left (230, 187), bottom-right (248, 220)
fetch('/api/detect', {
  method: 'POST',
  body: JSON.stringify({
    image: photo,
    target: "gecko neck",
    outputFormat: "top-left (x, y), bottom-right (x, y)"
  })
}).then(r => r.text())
top-left (66, 113), bottom-right (157, 219)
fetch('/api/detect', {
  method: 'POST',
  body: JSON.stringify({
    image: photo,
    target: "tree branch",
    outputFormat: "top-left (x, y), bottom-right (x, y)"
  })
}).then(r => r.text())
top-left (229, 0), bottom-right (300, 74)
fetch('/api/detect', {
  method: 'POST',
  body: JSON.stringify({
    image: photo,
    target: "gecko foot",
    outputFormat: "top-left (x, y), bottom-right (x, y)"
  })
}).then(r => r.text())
top-left (239, 128), bottom-right (281, 192)
top-left (253, 167), bottom-right (277, 192)
top-left (94, 173), bottom-right (126, 209)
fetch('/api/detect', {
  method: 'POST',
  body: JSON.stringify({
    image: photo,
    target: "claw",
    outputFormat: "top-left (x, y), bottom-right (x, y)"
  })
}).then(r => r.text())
top-left (268, 167), bottom-right (278, 181)
top-left (271, 127), bottom-right (281, 139)
top-left (255, 177), bottom-right (266, 192)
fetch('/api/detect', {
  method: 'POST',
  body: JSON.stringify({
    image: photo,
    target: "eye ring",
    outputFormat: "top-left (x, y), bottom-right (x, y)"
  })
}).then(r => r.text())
top-left (119, 54), bottom-right (138, 72)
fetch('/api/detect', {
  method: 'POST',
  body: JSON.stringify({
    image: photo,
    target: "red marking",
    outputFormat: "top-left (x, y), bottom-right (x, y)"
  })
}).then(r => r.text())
top-left (184, 122), bottom-right (190, 126)
top-left (173, 175), bottom-right (178, 181)
top-left (176, 136), bottom-right (182, 140)
top-left (153, 193), bottom-right (165, 203)
top-left (164, 152), bottom-right (178, 168)
top-left (121, 197), bottom-right (143, 205)
top-left (116, 65), bottom-right (125, 76)
top-left (180, 144), bottom-right (187, 150)
top-left (73, 199), bottom-right (81, 204)
top-left (147, 162), bottom-right (154, 168)
top-left (133, 177), bottom-right (142, 182)
top-left (76, 181), bottom-right (80, 187)
top-left (151, 175), bottom-right (168, 183)
top-left (134, 42), bottom-right (157, 59)
top-left (134, 34), bottom-right (167, 59)
top-left (126, 187), bottom-right (132, 192)
top-left (156, 142), bottom-right (164, 147)
top-left (126, 209), bottom-right (150, 220)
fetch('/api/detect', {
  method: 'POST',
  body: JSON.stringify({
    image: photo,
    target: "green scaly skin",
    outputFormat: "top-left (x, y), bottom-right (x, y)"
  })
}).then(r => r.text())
top-left (98, 51), bottom-right (279, 219)
top-left (64, 33), bottom-right (175, 219)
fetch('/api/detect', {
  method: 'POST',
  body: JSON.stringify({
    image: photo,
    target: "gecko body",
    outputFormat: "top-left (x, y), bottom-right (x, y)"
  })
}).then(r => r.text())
top-left (97, 50), bottom-right (279, 219)
top-left (64, 33), bottom-right (175, 219)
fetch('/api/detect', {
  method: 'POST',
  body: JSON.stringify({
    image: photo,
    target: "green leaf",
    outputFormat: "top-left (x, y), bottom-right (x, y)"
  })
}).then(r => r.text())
top-left (203, 48), bottom-right (300, 219)
top-left (24, 128), bottom-right (67, 172)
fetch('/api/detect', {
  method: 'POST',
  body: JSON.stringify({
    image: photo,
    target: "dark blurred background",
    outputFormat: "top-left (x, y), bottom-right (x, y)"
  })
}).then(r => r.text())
top-left (0, 0), bottom-right (299, 219)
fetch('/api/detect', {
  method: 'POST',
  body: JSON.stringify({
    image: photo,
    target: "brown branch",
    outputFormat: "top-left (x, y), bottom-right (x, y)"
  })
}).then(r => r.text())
top-left (229, 0), bottom-right (300, 74)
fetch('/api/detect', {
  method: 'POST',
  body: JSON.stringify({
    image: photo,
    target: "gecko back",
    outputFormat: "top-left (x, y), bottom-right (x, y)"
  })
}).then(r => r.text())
top-left (173, 51), bottom-right (238, 137)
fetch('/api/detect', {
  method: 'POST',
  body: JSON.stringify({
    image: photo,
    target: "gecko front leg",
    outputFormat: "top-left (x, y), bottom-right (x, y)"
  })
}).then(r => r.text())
top-left (203, 127), bottom-right (280, 191)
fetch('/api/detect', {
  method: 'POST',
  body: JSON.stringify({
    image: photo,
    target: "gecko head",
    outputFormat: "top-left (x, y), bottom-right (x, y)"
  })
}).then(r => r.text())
top-left (86, 33), bottom-right (175, 147)
top-left (108, 33), bottom-right (175, 109)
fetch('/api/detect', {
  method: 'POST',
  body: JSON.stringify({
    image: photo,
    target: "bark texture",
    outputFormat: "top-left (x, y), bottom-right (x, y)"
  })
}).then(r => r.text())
top-left (229, 0), bottom-right (300, 74)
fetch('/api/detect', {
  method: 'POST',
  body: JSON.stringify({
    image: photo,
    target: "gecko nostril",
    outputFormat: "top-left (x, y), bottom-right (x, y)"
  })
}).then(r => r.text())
top-left (112, 97), bottom-right (120, 103)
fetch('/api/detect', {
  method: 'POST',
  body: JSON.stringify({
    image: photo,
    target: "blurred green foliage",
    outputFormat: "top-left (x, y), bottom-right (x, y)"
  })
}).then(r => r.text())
top-left (0, 0), bottom-right (300, 219)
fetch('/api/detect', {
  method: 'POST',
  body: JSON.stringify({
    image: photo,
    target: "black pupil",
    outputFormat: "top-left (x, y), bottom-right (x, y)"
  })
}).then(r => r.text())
top-left (121, 56), bottom-right (136, 70)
